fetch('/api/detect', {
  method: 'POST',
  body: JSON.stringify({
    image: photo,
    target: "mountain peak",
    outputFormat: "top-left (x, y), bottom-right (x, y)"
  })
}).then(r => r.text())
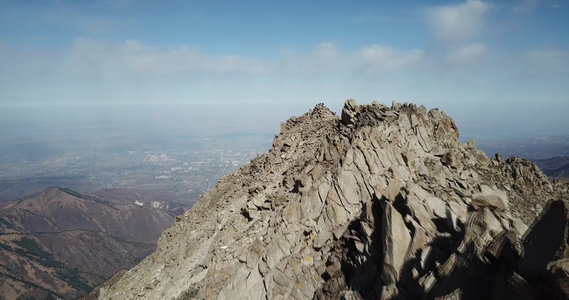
top-left (91, 100), bottom-right (568, 299)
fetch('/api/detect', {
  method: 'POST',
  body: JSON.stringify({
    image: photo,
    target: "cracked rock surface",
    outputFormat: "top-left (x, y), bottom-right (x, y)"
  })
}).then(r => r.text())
top-left (88, 100), bottom-right (569, 300)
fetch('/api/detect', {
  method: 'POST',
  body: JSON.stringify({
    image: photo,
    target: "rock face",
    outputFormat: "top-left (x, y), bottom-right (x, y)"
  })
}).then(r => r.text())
top-left (90, 100), bottom-right (569, 299)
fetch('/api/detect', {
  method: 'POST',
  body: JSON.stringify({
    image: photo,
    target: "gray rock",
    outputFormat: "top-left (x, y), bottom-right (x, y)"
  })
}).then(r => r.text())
top-left (313, 230), bottom-right (331, 250)
top-left (467, 138), bottom-right (476, 150)
top-left (398, 113), bottom-right (412, 132)
top-left (381, 200), bottom-right (411, 285)
top-left (341, 99), bottom-right (360, 126)
top-left (446, 203), bottom-right (460, 233)
top-left (410, 114), bottom-right (420, 128)
top-left (424, 196), bottom-right (447, 219)
top-left (441, 150), bottom-right (460, 169)
top-left (473, 185), bottom-right (509, 211)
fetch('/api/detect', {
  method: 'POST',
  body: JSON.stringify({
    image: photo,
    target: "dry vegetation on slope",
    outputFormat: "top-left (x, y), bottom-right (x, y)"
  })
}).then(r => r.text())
top-left (0, 187), bottom-right (176, 299)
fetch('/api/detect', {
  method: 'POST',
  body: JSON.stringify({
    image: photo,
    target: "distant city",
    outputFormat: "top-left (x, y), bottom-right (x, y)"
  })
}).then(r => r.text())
top-left (0, 133), bottom-right (273, 205)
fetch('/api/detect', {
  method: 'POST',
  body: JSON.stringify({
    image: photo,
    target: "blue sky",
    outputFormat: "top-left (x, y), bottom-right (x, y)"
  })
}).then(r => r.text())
top-left (0, 0), bottom-right (568, 140)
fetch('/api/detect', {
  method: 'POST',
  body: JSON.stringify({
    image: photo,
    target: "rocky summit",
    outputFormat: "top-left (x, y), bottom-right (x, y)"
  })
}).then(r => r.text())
top-left (89, 100), bottom-right (569, 300)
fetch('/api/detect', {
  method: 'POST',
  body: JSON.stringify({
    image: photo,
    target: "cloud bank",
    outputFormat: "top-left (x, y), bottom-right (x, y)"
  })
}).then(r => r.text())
top-left (0, 0), bottom-right (567, 139)
top-left (426, 0), bottom-right (492, 42)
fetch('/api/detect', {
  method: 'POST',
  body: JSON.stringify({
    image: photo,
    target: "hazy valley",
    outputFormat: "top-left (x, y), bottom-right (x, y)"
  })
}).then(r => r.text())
top-left (0, 107), bottom-right (272, 205)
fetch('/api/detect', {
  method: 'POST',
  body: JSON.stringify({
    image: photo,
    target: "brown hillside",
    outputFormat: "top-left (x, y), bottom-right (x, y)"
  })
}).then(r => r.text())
top-left (0, 187), bottom-right (175, 299)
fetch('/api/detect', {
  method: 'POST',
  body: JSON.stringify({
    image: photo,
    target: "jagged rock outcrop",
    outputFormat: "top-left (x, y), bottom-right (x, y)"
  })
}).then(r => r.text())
top-left (89, 100), bottom-right (568, 300)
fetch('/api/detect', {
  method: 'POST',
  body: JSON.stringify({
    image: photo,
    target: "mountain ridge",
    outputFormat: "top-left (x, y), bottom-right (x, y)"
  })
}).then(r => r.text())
top-left (531, 156), bottom-right (569, 180)
top-left (89, 100), bottom-right (569, 299)
top-left (0, 186), bottom-right (176, 299)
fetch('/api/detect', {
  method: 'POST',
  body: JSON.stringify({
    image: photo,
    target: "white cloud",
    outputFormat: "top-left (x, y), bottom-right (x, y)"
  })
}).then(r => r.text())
top-left (426, 0), bottom-right (492, 42)
top-left (446, 43), bottom-right (488, 65)
top-left (424, 1), bottom-right (492, 68)
top-left (279, 42), bottom-right (340, 73)
top-left (306, 42), bottom-right (340, 72)
top-left (549, 3), bottom-right (560, 9)
top-left (69, 39), bottom-right (274, 78)
top-left (42, 6), bottom-right (129, 35)
top-left (526, 47), bottom-right (569, 72)
top-left (513, 0), bottom-right (540, 14)
top-left (316, 43), bottom-right (338, 62)
top-left (358, 44), bottom-right (425, 72)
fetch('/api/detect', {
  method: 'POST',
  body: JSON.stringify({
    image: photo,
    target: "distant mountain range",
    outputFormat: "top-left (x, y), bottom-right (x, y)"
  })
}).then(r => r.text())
top-left (531, 156), bottom-right (569, 180)
top-left (0, 187), bottom-right (176, 299)
top-left (476, 135), bottom-right (569, 160)
top-left (475, 135), bottom-right (569, 180)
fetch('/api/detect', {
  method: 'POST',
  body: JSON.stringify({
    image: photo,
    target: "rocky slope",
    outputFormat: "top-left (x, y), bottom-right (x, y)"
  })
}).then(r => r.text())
top-left (90, 100), bottom-right (568, 299)
top-left (0, 187), bottom-right (176, 299)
